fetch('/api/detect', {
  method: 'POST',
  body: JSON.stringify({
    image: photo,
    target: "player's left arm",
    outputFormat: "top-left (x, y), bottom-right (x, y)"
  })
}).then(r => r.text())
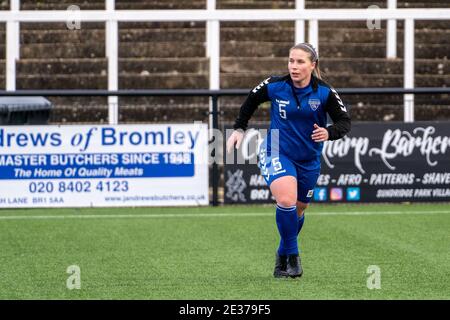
top-left (323, 87), bottom-right (351, 141)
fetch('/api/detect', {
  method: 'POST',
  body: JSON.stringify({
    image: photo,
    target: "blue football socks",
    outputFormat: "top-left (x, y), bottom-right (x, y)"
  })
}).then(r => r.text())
top-left (275, 204), bottom-right (299, 256)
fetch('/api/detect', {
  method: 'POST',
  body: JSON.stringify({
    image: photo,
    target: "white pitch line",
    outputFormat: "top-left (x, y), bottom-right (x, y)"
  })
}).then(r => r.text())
top-left (0, 210), bottom-right (449, 220)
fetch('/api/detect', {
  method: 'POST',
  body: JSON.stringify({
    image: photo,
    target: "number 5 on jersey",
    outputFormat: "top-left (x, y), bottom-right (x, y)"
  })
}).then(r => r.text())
top-left (277, 102), bottom-right (287, 119)
top-left (272, 157), bottom-right (283, 172)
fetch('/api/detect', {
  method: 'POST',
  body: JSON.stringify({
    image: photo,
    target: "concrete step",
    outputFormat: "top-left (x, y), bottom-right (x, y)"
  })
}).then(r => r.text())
top-left (221, 27), bottom-right (295, 42)
top-left (306, 1), bottom-right (386, 8)
top-left (220, 41), bottom-right (450, 59)
top-left (221, 57), bottom-right (450, 75)
top-left (317, 43), bottom-right (450, 59)
top-left (15, 58), bottom-right (207, 74)
top-left (323, 58), bottom-right (450, 75)
top-left (118, 104), bottom-right (209, 123)
top-left (16, 74), bottom-right (107, 90)
top-left (50, 105), bottom-right (210, 125)
top-left (350, 104), bottom-right (403, 122)
top-left (218, 0), bottom-right (448, 9)
top-left (46, 96), bottom-right (107, 107)
top-left (21, 2), bottom-right (104, 10)
top-left (20, 29), bottom-right (105, 44)
top-left (10, 26), bottom-right (450, 46)
top-left (47, 96), bottom-right (209, 107)
top-left (119, 42), bottom-right (206, 58)
top-left (20, 42), bottom-right (105, 59)
top-left (19, 28), bottom-right (206, 44)
top-left (220, 20), bottom-right (450, 30)
top-left (49, 105), bottom-right (108, 125)
top-left (320, 28), bottom-right (450, 44)
top-left (397, 0), bottom-right (450, 2)
top-left (415, 105), bottom-right (450, 121)
top-left (19, 42), bottom-right (208, 59)
top-left (319, 20), bottom-right (450, 30)
top-left (218, 0), bottom-right (295, 9)
top-left (20, 0), bottom-right (207, 10)
top-left (21, 0), bottom-right (102, 3)
top-left (119, 73), bottom-right (208, 89)
top-left (398, 1), bottom-right (450, 8)
top-left (117, 96), bottom-right (209, 106)
top-left (416, 21), bottom-right (450, 30)
top-left (222, 27), bottom-right (448, 43)
top-left (119, 22), bottom-right (206, 29)
top-left (16, 72), bottom-right (210, 90)
top-left (20, 22), bottom-right (105, 31)
top-left (120, 28), bottom-right (205, 42)
top-left (17, 58), bottom-right (107, 74)
top-left (119, 58), bottom-right (208, 73)
top-left (115, 1), bottom-right (206, 9)
top-left (217, 0), bottom-right (385, 9)
top-left (10, 54), bottom-right (450, 81)
top-left (221, 21), bottom-right (385, 29)
top-left (19, 21), bottom-right (206, 30)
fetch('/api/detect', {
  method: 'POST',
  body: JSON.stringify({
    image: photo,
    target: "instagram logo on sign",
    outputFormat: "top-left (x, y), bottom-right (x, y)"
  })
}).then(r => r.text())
top-left (330, 188), bottom-right (343, 201)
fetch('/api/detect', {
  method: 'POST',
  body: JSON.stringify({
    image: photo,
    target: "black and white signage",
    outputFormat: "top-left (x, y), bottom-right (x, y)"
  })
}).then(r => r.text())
top-left (224, 122), bottom-right (450, 203)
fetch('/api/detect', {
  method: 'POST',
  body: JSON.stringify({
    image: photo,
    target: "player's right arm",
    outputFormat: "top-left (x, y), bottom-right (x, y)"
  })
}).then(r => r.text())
top-left (227, 77), bottom-right (272, 153)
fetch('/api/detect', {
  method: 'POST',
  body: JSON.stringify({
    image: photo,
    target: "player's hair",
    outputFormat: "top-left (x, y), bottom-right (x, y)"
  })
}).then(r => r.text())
top-left (290, 43), bottom-right (322, 79)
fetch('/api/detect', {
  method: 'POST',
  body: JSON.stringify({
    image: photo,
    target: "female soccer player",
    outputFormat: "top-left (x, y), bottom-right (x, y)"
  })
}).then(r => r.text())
top-left (226, 43), bottom-right (351, 278)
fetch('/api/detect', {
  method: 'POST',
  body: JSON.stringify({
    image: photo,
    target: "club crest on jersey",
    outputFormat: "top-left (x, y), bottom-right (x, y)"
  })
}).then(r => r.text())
top-left (308, 99), bottom-right (321, 111)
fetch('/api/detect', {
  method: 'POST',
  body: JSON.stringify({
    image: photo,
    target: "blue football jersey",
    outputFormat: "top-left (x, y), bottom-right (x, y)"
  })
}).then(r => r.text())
top-left (233, 75), bottom-right (351, 164)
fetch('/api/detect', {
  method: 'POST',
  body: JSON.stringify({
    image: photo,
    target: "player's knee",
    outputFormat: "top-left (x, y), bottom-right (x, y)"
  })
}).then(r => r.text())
top-left (276, 195), bottom-right (297, 208)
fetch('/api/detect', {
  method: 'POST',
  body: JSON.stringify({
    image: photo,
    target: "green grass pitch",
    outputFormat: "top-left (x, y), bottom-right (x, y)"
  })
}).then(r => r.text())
top-left (0, 203), bottom-right (449, 299)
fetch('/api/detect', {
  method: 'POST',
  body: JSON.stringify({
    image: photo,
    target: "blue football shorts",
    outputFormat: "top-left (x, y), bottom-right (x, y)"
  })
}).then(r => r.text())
top-left (258, 146), bottom-right (320, 203)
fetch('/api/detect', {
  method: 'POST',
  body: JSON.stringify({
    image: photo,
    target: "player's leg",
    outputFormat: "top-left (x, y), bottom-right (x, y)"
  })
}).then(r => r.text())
top-left (296, 168), bottom-right (320, 234)
top-left (296, 201), bottom-right (308, 235)
top-left (270, 175), bottom-right (298, 278)
top-left (258, 151), bottom-right (298, 278)
top-left (270, 175), bottom-right (298, 252)
top-left (286, 168), bottom-right (320, 278)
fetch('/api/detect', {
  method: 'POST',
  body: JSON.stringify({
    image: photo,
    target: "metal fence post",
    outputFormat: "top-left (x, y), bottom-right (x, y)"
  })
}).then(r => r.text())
top-left (295, 0), bottom-right (305, 44)
top-left (212, 94), bottom-right (219, 207)
top-left (106, 0), bottom-right (118, 125)
top-left (308, 19), bottom-right (319, 54)
top-left (404, 18), bottom-right (415, 122)
top-left (387, 0), bottom-right (397, 58)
